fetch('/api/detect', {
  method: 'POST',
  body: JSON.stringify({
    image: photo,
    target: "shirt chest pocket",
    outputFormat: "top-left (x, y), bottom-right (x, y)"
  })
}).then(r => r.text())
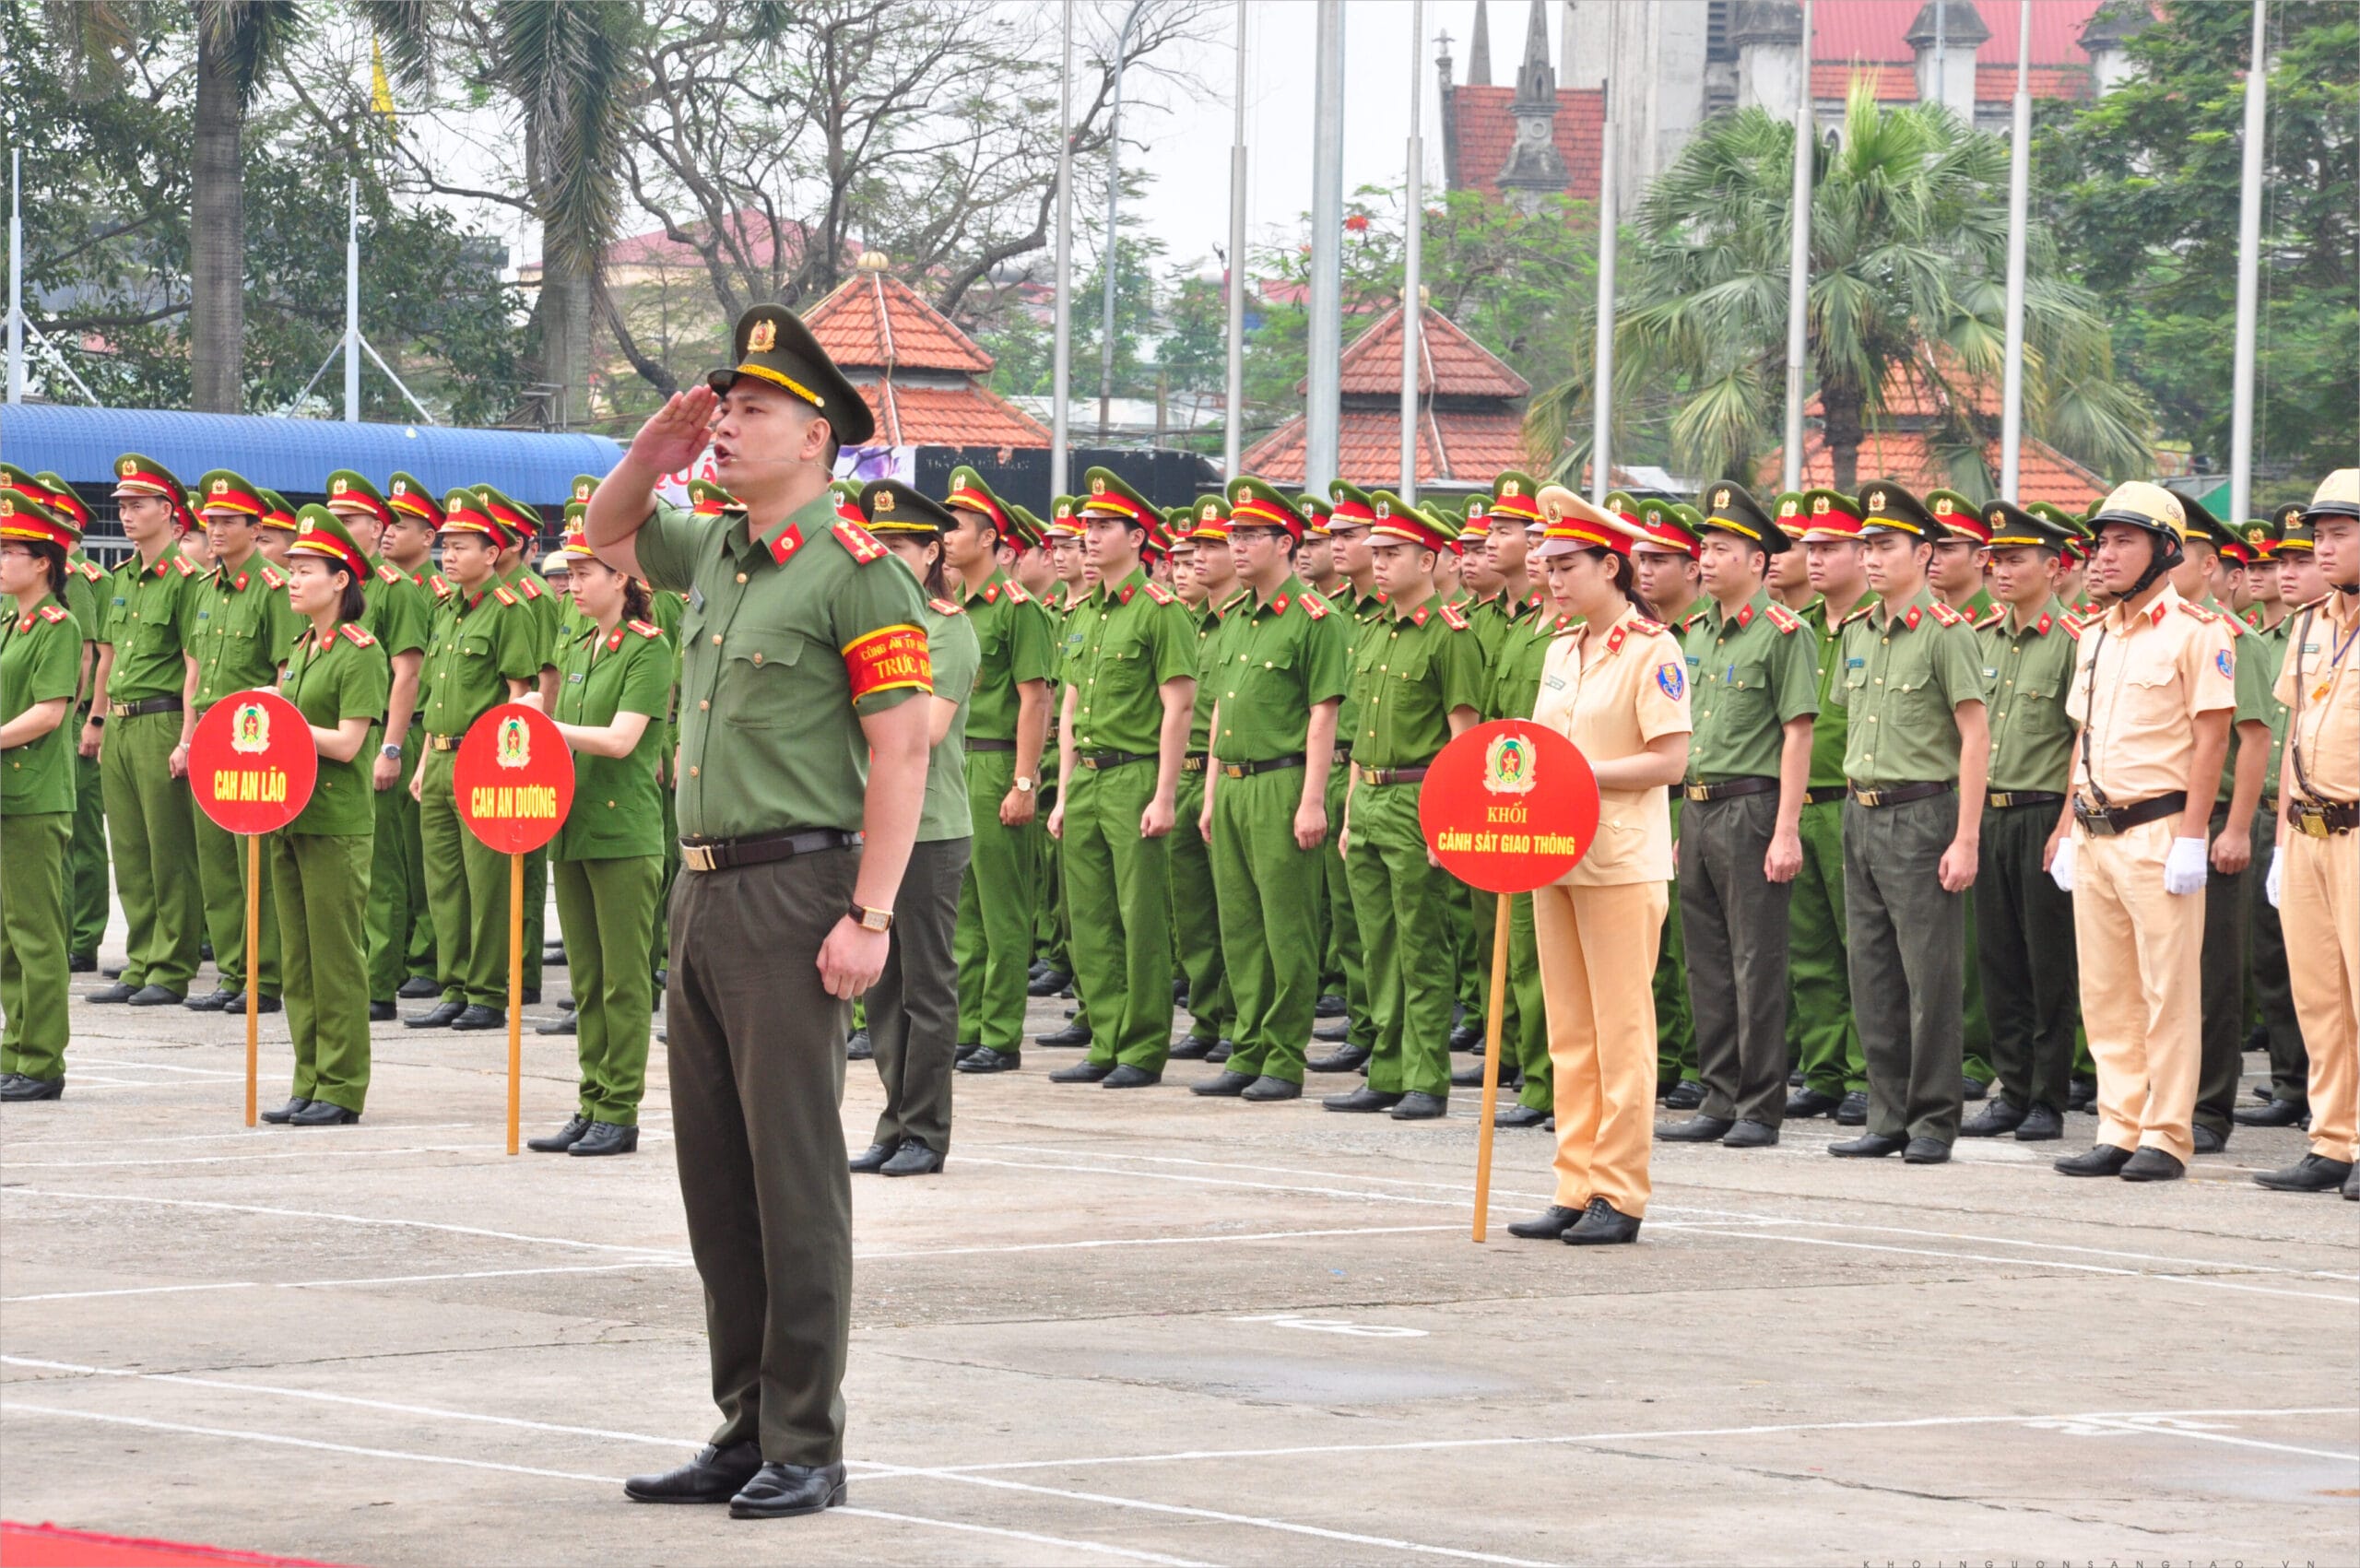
top-left (716, 629), bottom-right (805, 727)
top-left (457, 631), bottom-right (495, 663)
top-left (1238, 640), bottom-right (1298, 690)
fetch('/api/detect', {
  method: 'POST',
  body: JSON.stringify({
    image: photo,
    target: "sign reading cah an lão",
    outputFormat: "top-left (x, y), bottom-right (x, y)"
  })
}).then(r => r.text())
top-left (1418, 719), bottom-right (1600, 895)
top-left (190, 689), bottom-right (318, 834)
top-left (454, 702), bottom-right (574, 855)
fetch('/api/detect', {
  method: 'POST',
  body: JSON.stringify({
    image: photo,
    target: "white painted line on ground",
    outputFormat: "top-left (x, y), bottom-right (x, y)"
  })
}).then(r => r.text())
top-left (65, 1057), bottom-right (248, 1076)
top-left (2, 1124), bottom-right (478, 1149)
top-left (832, 1505), bottom-right (1212, 1566)
top-left (2, 1144), bottom-right (494, 1170)
top-left (1, 1260), bottom-right (696, 1304)
top-left (2067, 1416), bottom-right (2360, 1464)
top-left (859, 1224), bottom-right (1460, 1260)
top-left (956, 1155), bottom-right (1469, 1208)
top-left (2, 1188), bottom-right (689, 1260)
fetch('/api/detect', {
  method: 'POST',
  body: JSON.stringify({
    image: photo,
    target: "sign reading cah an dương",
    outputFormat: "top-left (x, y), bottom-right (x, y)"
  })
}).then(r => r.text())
top-left (454, 702), bottom-right (575, 855)
top-left (1417, 719), bottom-right (1600, 895)
top-left (190, 689), bottom-right (319, 835)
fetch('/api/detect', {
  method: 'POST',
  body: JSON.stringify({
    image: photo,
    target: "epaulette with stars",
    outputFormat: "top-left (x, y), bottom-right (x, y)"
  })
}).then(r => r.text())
top-left (1436, 601), bottom-right (1470, 631)
top-left (1837, 600), bottom-right (1878, 629)
top-left (259, 564), bottom-right (286, 590)
top-left (928, 595), bottom-right (965, 616)
top-left (628, 619), bottom-right (663, 640)
top-left (1978, 604), bottom-right (2009, 630)
top-left (1141, 581), bottom-right (1175, 606)
top-left (1300, 589), bottom-right (1332, 620)
top-left (1927, 601), bottom-right (1965, 627)
top-left (1763, 603), bottom-right (1803, 634)
top-left (832, 517), bottom-right (888, 564)
top-left (1627, 614), bottom-right (1667, 637)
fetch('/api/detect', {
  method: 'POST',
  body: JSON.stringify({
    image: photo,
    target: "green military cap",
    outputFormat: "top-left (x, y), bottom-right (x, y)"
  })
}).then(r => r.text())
top-left (2273, 499), bottom-right (2315, 552)
top-left (1078, 466), bottom-right (1156, 530)
top-left (438, 487), bottom-right (512, 550)
top-left (692, 477), bottom-right (747, 519)
top-left (324, 470), bottom-right (393, 526)
top-left (706, 301), bottom-right (877, 447)
top-left (474, 484), bottom-right (541, 545)
top-left (1488, 469), bottom-right (1541, 522)
top-left (111, 452), bottom-right (182, 501)
top-left (1044, 494), bottom-right (1083, 539)
top-left (1161, 505), bottom-right (1193, 538)
top-left (286, 503), bottom-right (372, 581)
top-left (942, 466), bottom-right (1011, 534)
top-left (1858, 478), bottom-right (1952, 542)
top-left (1455, 494), bottom-right (1493, 547)
top-left (1368, 489), bottom-right (1452, 552)
top-left (386, 471), bottom-right (442, 526)
top-left (257, 488), bottom-right (299, 533)
top-left (2026, 501), bottom-right (2090, 561)
top-left (2236, 513), bottom-right (2282, 561)
top-left (1981, 498), bottom-right (2076, 552)
top-left (1227, 476), bottom-right (1305, 540)
top-left (36, 473), bottom-right (90, 532)
top-left (564, 472), bottom-right (600, 508)
top-left (2173, 488), bottom-right (2238, 554)
top-left (2299, 467), bottom-right (2358, 524)
top-left (195, 467), bottom-right (266, 520)
top-left (557, 500), bottom-right (592, 552)
top-left (1924, 489), bottom-right (1989, 545)
top-left (0, 488), bottom-right (80, 550)
top-left (0, 463), bottom-right (39, 498)
top-left (1295, 491), bottom-right (1334, 536)
top-left (1005, 504), bottom-right (1044, 551)
top-left (1628, 495), bottom-right (1703, 555)
top-left (1328, 478), bottom-right (1377, 525)
top-left (1770, 490), bottom-right (1809, 540)
top-left (1799, 488), bottom-right (1862, 541)
top-left (1186, 491), bottom-right (1233, 543)
top-left (826, 478), bottom-right (865, 521)
top-left (1600, 490), bottom-right (1644, 525)
top-left (859, 478), bottom-right (956, 536)
top-left (1697, 479), bottom-right (1790, 555)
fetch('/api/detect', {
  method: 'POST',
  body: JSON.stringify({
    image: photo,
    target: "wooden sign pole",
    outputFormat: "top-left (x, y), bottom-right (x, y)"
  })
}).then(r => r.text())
top-left (243, 835), bottom-right (261, 1128)
top-left (507, 851), bottom-right (524, 1156)
top-left (1471, 896), bottom-right (1512, 1243)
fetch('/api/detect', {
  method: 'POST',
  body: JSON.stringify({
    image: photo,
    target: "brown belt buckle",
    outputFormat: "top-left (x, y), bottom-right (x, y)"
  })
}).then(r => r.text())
top-left (681, 842), bottom-right (719, 872)
top-left (1222, 762), bottom-right (1245, 779)
top-left (2297, 808), bottom-right (2331, 840)
top-left (1853, 788), bottom-right (1882, 808)
top-left (109, 702), bottom-right (130, 718)
top-left (1683, 784), bottom-right (1711, 803)
top-left (1080, 756), bottom-right (1102, 771)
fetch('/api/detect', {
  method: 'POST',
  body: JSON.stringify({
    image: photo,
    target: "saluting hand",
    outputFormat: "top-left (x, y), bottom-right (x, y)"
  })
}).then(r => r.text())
top-left (627, 386), bottom-right (719, 477)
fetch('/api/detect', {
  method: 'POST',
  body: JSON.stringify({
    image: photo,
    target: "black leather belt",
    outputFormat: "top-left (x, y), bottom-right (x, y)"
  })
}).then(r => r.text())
top-left (1848, 780), bottom-right (1954, 808)
top-left (2073, 790), bottom-right (2186, 838)
top-left (1221, 753), bottom-right (1305, 779)
top-left (1355, 762), bottom-right (1429, 786)
top-left (679, 827), bottom-right (860, 873)
top-left (963, 737), bottom-right (1017, 754)
top-left (1684, 775), bottom-right (1778, 803)
top-left (109, 696), bottom-right (183, 718)
top-left (1180, 751), bottom-right (1208, 773)
top-left (2291, 796), bottom-right (2359, 837)
top-left (1804, 784), bottom-right (1848, 806)
top-left (1075, 749), bottom-right (1154, 770)
top-left (1987, 790), bottom-right (2066, 809)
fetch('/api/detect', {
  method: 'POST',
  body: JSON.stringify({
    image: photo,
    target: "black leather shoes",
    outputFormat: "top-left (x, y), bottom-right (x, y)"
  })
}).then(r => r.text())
top-left (1495, 1103), bottom-right (1549, 1128)
top-left (1507, 1204), bottom-right (1583, 1239)
top-left (1722, 1119), bottom-right (1778, 1149)
top-left (1834, 1091), bottom-right (1870, 1125)
top-left (1027, 968), bottom-right (1071, 997)
top-left (1169, 1034), bottom-right (1216, 1061)
top-left (1448, 1023), bottom-right (1482, 1053)
top-left (1034, 1022), bottom-right (1092, 1047)
top-left (1962, 1077), bottom-right (1989, 1102)
top-left (211, 991), bottom-right (278, 1014)
top-left (1191, 1071), bottom-right (1255, 1097)
top-left (1660, 1079), bottom-right (1705, 1111)
top-left (449, 1004), bottom-right (504, 1031)
top-left (2068, 1078), bottom-right (2097, 1112)
top-left (1960, 1100), bottom-right (2026, 1137)
top-left (570, 1122), bottom-right (638, 1156)
top-left (1312, 1021), bottom-right (1350, 1043)
top-left (1242, 1076), bottom-right (1300, 1102)
top-left (1316, 993), bottom-right (1345, 1018)
top-left (368, 1000), bottom-right (396, 1022)
top-left (2055, 1143), bottom-right (2132, 1177)
top-left (127, 984), bottom-right (183, 1007)
top-left (527, 1114), bottom-right (592, 1153)
top-left (2119, 1147), bottom-right (2185, 1182)
top-left (1390, 1091), bottom-right (1447, 1120)
top-left (184, 987), bottom-right (237, 1012)
top-left (1564, 1197), bottom-right (1642, 1245)
top-left (407, 1000), bottom-right (464, 1028)
top-left (1903, 1137), bottom-right (1950, 1164)
top-left (880, 1140), bottom-right (943, 1176)
top-left (101, 961), bottom-right (126, 979)
top-left (396, 975), bottom-right (442, 999)
top-left (2014, 1104), bottom-right (2065, 1142)
top-left (2253, 1153), bottom-right (2353, 1193)
top-left (1323, 1086), bottom-right (1401, 1113)
top-left (844, 1028), bottom-right (871, 1061)
top-left (260, 1097), bottom-right (312, 1125)
top-left (2190, 1124), bottom-right (2227, 1154)
top-left (0, 1075), bottom-right (63, 1102)
top-left (86, 981), bottom-right (137, 1003)
top-left (1449, 1061), bottom-right (1489, 1088)
top-left (1206, 1039), bottom-right (1235, 1064)
top-left (624, 1442), bottom-right (762, 1504)
top-left (1785, 1086), bottom-right (1843, 1119)
top-left (536, 1012), bottom-right (577, 1036)
top-left (2234, 1098), bottom-right (2308, 1128)
top-left (954, 1042), bottom-right (979, 1062)
top-left (1048, 1061), bottom-right (1113, 1083)
top-left (1830, 1132), bottom-right (1906, 1158)
top-left (289, 1101), bottom-right (360, 1126)
top-left (67, 952), bottom-right (96, 973)
top-left (729, 1459), bottom-right (847, 1519)
top-left (1101, 1064), bottom-right (1160, 1088)
top-left (1308, 1043), bottom-right (1371, 1073)
top-left (1657, 1114), bottom-right (1734, 1143)
top-left (2345, 1163), bottom-right (2359, 1201)
top-left (849, 1140), bottom-right (895, 1173)
top-left (958, 1047), bottom-right (1021, 1074)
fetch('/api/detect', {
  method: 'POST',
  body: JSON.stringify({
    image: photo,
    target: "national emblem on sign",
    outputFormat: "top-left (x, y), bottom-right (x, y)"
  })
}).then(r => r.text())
top-left (748, 318), bottom-right (777, 352)
top-left (230, 701), bottom-right (270, 755)
top-left (1483, 734), bottom-right (1537, 796)
top-left (496, 713), bottom-right (532, 769)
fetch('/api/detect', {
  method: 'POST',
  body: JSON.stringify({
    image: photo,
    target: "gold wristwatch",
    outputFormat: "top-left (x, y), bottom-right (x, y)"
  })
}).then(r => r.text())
top-left (849, 902), bottom-right (895, 933)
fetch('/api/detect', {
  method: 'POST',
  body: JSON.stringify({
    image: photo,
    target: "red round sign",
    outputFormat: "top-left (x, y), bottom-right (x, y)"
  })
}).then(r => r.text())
top-left (188, 689), bottom-right (319, 834)
top-left (1418, 719), bottom-right (1601, 895)
top-left (454, 703), bottom-right (576, 855)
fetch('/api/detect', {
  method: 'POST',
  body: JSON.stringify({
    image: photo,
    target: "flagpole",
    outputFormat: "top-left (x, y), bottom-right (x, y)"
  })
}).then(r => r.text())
top-left (1590, 114), bottom-right (1616, 505)
top-left (1306, 0), bottom-right (1345, 490)
top-left (7, 148), bottom-right (23, 405)
top-left (346, 179), bottom-right (362, 423)
top-left (1399, 0), bottom-right (1425, 501)
top-left (1052, 0), bottom-right (1075, 497)
top-left (1781, 0), bottom-right (1814, 492)
top-left (2227, 0), bottom-right (2269, 525)
top-left (1999, 0), bottom-right (2032, 496)
top-left (1223, 0), bottom-right (1247, 478)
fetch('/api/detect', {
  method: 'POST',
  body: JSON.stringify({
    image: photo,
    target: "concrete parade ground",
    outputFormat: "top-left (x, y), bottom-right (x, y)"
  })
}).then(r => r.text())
top-left (3, 934), bottom-right (2355, 1567)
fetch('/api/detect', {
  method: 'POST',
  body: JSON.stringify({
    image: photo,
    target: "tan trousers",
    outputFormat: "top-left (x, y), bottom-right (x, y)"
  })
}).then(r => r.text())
top-left (2283, 828), bottom-right (2359, 1164)
top-left (2072, 819), bottom-right (2203, 1162)
top-left (1534, 879), bottom-right (1667, 1219)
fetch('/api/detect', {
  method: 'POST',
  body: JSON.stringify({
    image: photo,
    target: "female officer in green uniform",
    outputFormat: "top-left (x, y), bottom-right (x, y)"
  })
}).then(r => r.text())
top-left (1, 491), bottom-right (86, 1102)
top-left (524, 517), bottom-right (672, 1158)
top-left (264, 508), bottom-right (391, 1126)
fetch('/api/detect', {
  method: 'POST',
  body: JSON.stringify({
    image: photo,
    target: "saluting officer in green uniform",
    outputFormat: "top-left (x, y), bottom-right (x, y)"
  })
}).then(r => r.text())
top-left (1, 491), bottom-right (88, 1100)
top-left (485, 486), bottom-right (560, 1003)
top-left (1189, 478), bottom-right (1350, 1099)
top-left (524, 514), bottom-right (672, 1157)
top-left (941, 468), bottom-right (1056, 1077)
top-left (85, 455), bottom-right (206, 1007)
top-left (407, 490), bottom-right (540, 1031)
top-left (263, 508), bottom-right (391, 1126)
top-left (323, 472), bottom-right (432, 1021)
top-left (597, 302), bottom-right (933, 1519)
top-left (1046, 468), bottom-right (1197, 1088)
top-left (381, 474), bottom-right (450, 998)
top-left (1166, 494), bottom-right (1239, 1062)
top-left (1962, 499), bottom-right (2083, 1143)
top-left (185, 468), bottom-right (302, 1013)
top-left (1327, 491), bottom-right (1485, 1119)
top-left (1659, 483), bottom-right (1820, 1149)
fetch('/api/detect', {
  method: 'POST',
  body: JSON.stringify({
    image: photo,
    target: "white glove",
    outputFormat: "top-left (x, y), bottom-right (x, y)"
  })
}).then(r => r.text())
top-left (2163, 835), bottom-right (2209, 896)
top-left (2266, 845), bottom-right (2283, 910)
top-left (2048, 837), bottom-right (2076, 893)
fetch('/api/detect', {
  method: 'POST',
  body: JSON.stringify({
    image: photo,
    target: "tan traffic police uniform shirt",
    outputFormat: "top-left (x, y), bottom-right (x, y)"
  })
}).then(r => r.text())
top-left (2065, 583), bottom-right (2238, 804)
top-left (2274, 592), bottom-right (2360, 805)
top-left (1531, 604), bottom-right (1691, 887)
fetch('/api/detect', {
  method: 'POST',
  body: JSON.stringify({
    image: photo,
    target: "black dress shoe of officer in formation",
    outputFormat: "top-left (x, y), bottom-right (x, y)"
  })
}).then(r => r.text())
top-left (1507, 1204), bottom-right (1583, 1240)
top-left (407, 999), bottom-right (465, 1029)
top-left (1307, 1042), bottom-right (1371, 1072)
top-left (2252, 1153), bottom-right (2351, 1193)
top-left (1657, 1114), bottom-right (1732, 1143)
top-left (623, 1441), bottom-right (763, 1504)
top-left (528, 1114), bottom-right (592, 1153)
top-left (570, 1122), bottom-right (637, 1157)
top-left (260, 1097), bottom-right (312, 1125)
top-left (1564, 1197), bottom-right (1641, 1245)
top-left (728, 1460), bottom-right (848, 1519)
top-left (289, 1101), bottom-right (359, 1126)
top-left (879, 1140), bottom-right (942, 1176)
top-left (2053, 1143), bottom-right (2132, 1177)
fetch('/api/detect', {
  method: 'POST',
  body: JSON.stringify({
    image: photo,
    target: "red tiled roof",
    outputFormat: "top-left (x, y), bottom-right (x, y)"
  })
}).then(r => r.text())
top-left (1448, 86), bottom-right (1605, 204)
top-left (1241, 408), bottom-right (1533, 489)
top-left (856, 379), bottom-right (1051, 450)
top-left (1756, 429), bottom-right (2107, 511)
top-left (804, 269), bottom-right (995, 375)
top-left (1809, 60), bottom-right (2091, 101)
top-left (607, 207), bottom-right (821, 270)
top-left (1811, 1), bottom-right (2108, 65)
top-left (1804, 346), bottom-right (1999, 421)
top-left (1324, 304), bottom-right (1530, 400)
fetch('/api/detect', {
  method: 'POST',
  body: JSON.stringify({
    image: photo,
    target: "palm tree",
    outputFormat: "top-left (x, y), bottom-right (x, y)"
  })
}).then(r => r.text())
top-left (1529, 81), bottom-right (2152, 494)
top-left (189, 3), bottom-right (307, 411)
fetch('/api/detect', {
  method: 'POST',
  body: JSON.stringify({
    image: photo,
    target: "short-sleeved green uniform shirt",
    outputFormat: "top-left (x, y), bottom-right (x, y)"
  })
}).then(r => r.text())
top-left (1489, 609), bottom-right (1581, 721)
top-left (501, 563), bottom-right (561, 671)
top-left (419, 582), bottom-right (542, 740)
top-left (2, 596), bottom-right (83, 813)
top-left (1186, 595), bottom-right (1238, 753)
top-left (363, 559), bottom-right (432, 668)
top-left (917, 596), bottom-right (981, 843)
top-left (549, 617), bottom-right (673, 861)
top-left (277, 623), bottom-right (393, 834)
top-left (2203, 595), bottom-right (2277, 804)
top-left (1796, 595), bottom-right (1855, 791)
top-left (1065, 567), bottom-right (1196, 756)
top-left (1827, 586), bottom-right (1985, 786)
top-left (100, 543), bottom-right (204, 701)
top-left (2249, 613), bottom-right (2295, 796)
top-left (64, 554), bottom-right (105, 646)
top-left (1347, 595), bottom-right (1488, 768)
top-left (959, 570), bottom-right (1056, 744)
top-left (1210, 577), bottom-right (1351, 761)
top-left (1681, 588), bottom-right (1820, 783)
top-left (1976, 598), bottom-right (2079, 795)
top-left (632, 493), bottom-right (932, 840)
top-left (192, 555), bottom-right (303, 711)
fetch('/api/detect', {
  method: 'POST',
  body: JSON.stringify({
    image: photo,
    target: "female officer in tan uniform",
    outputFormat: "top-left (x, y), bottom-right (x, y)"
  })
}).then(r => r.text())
top-left (1507, 487), bottom-right (1690, 1247)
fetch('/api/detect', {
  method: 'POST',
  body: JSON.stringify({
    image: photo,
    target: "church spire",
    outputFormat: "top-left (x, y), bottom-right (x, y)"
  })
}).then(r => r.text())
top-left (1496, 0), bottom-right (1568, 211)
top-left (1469, 0), bottom-right (1492, 86)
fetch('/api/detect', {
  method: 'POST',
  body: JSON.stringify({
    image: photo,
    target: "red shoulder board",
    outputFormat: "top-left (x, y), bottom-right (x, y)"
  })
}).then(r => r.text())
top-left (2244, 608), bottom-right (2263, 629)
top-left (1838, 601), bottom-right (1877, 628)
top-left (1904, 606), bottom-right (1925, 630)
top-left (628, 619), bottom-right (663, 640)
top-left (341, 623), bottom-right (377, 647)
top-left (1764, 603), bottom-right (1802, 634)
top-left (259, 565), bottom-right (286, 590)
top-left (2177, 600), bottom-right (2216, 624)
top-left (377, 563), bottom-right (405, 584)
top-left (1003, 581), bottom-right (1032, 604)
top-left (1141, 581), bottom-right (1175, 605)
top-left (429, 573), bottom-right (452, 597)
top-left (1437, 602), bottom-right (1470, 631)
top-left (605, 628), bottom-right (626, 652)
top-left (173, 555), bottom-right (197, 576)
top-left (1605, 621), bottom-right (1631, 653)
top-left (492, 584), bottom-right (519, 607)
top-left (1927, 601), bottom-right (1963, 627)
top-left (2057, 615), bottom-right (2083, 641)
top-left (928, 595), bottom-right (965, 616)
top-left (38, 603), bottom-right (71, 624)
top-left (1978, 605), bottom-right (2008, 629)
top-left (832, 518), bottom-right (888, 563)
top-left (519, 577), bottom-right (543, 599)
top-left (1301, 591), bottom-right (1331, 620)
top-left (77, 559), bottom-right (102, 581)
top-left (980, 582), bottom-right (1000, 604)
top-left (1628, 615), bottom-right (1666, 636)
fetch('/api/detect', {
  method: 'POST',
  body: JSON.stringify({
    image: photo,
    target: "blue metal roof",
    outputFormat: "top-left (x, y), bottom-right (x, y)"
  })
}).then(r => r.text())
top-left (0, 405), bottom-right (622, 510)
